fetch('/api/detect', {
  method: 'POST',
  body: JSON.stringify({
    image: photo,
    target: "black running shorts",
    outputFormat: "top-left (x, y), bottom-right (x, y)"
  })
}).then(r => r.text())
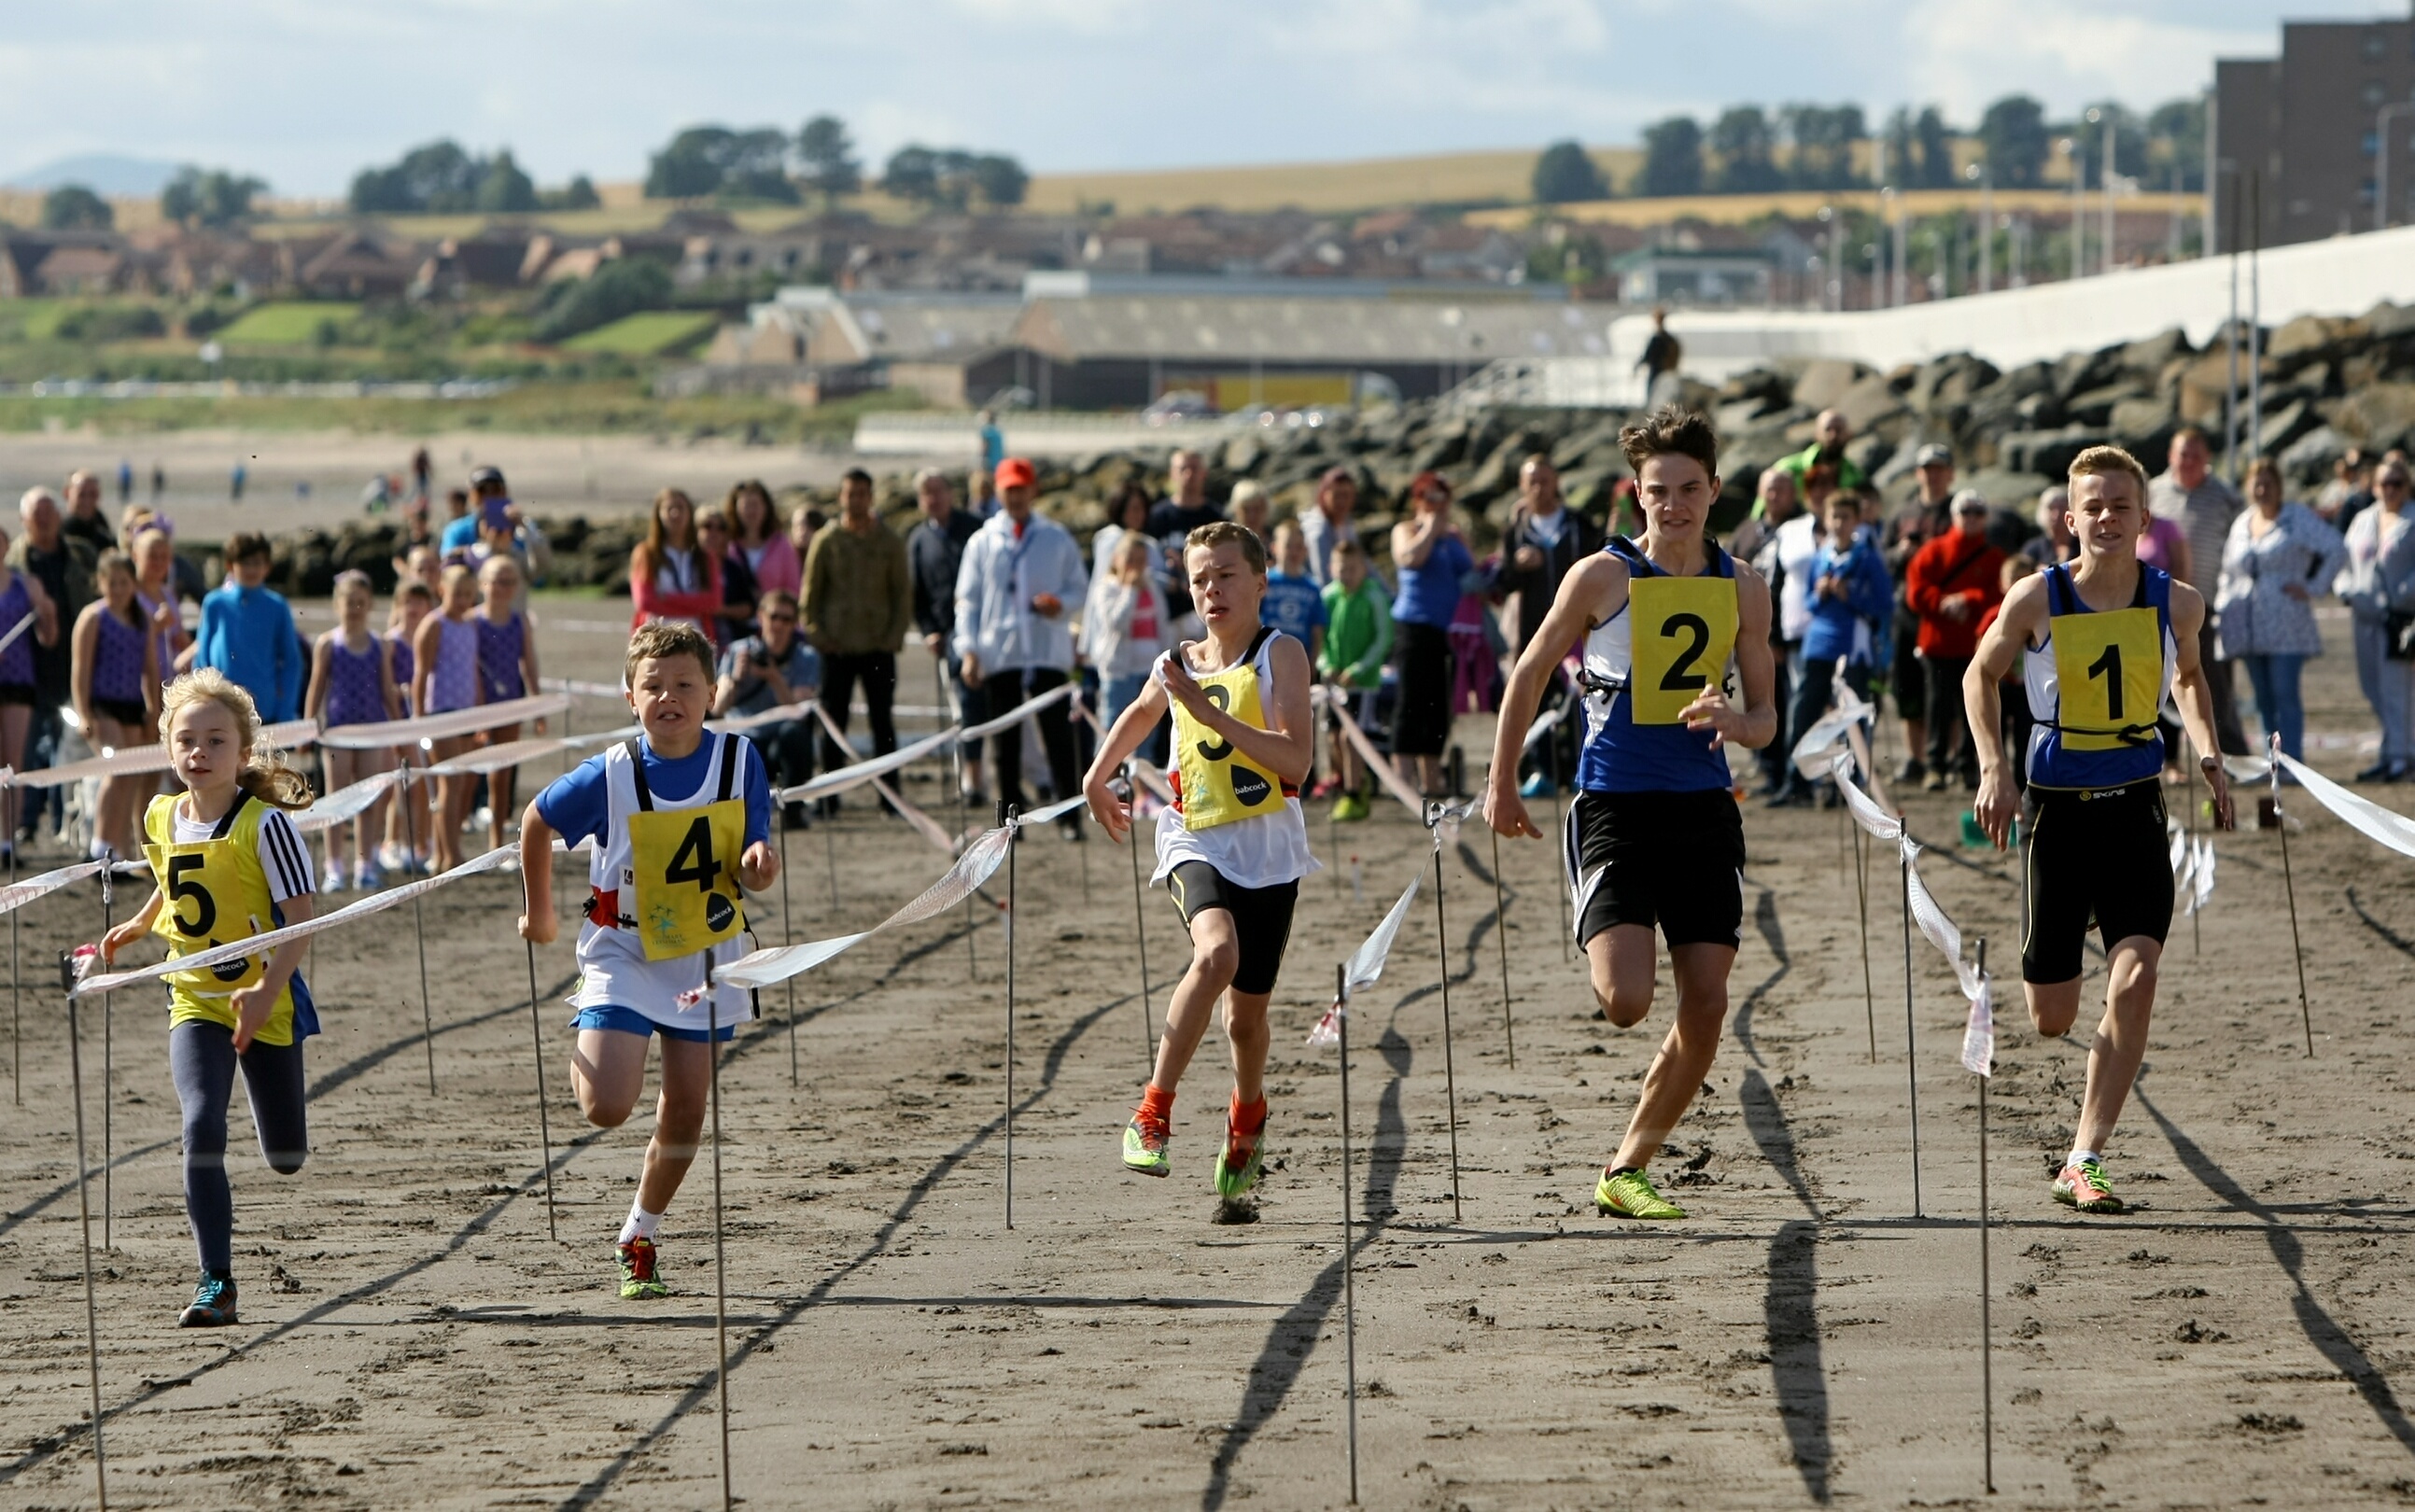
top-left (2021, 778), bottom-right (2172, 985)
top-left (1166, 861), bottom-right (1299, 998)
top-left (1566, 788), bottom-right (1746, 951)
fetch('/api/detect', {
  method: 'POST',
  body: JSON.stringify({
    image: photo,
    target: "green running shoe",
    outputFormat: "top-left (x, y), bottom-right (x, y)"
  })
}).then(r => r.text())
top-left (1123, 1114), bottom-right (1171, 1177)
top-left (617, 1238), bottom-right (669, 1300)
top-left (1595, 1167), bottom-right (1686, 1221)
top-left (1214, 1113), bottom-right (1267, 1199)
top-left (178, 1270), bottom-right (239, 1328)
top-left (2052, 1157), bottom-right (2123, 1214)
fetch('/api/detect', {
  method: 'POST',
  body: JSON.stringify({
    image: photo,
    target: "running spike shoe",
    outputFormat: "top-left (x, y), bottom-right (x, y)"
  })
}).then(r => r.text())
top-left (179, 1270), bottom-right (239, 1328)
top-left (2052, 1157), bottom-right (2123, 1214)
top-left (617, 1238), bottom-right (669, 1299)
top-left (1214, 1110), bottom-right (1267, 1199)
top-left (1594, 1167), bottom-right (1686, 1221)
top-left (1123, 1113), bottom-right (1171, 1177)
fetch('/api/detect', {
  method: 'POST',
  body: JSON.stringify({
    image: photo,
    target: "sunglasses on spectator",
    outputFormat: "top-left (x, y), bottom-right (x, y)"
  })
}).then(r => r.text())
top-left (765, 611), bottom-right (796, 623)
top-left (2380, 474), bottom-right (2409, 489)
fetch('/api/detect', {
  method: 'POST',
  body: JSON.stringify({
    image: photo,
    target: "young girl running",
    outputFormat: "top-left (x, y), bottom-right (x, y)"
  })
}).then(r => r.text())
top-left (304, 570), bottom-right (404, 890)
top-left (72, 549), bottom-right (161, 860)
top-left (100, 668), bottom-right (318, 1327)
top-left (0, 528), bottom-right (60, 858)
top-left (1082, 522), bottom-right (1318, 1200)
top-left (518, 621), bottom-right (776, 1299)
top-left (474, 555), bottom-right (541, 852)
top-left (412, 564), bottom-right (483, 872)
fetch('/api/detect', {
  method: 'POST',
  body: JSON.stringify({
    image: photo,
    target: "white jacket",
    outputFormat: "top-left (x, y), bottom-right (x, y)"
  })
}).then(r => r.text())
top-left (1080, 575), bottom-right (1173, 677)
top-left (952, 511), bottom-right (1089, 674)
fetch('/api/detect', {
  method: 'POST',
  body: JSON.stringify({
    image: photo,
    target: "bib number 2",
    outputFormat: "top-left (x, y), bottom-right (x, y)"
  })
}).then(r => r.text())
top-left (1657, 613), bottom-right (1710, 693)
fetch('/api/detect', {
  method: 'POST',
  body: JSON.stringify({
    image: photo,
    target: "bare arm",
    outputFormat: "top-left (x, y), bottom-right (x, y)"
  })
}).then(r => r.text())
top-left (1485, 553), bottom-right (1627, 839)
top-left (1158, 636), bottom-right (1316, 788)
top-left (1080, 675), bottom-right (1174, 844)
top-left (69, 604), bottom-right (99, 730)
top-left (1391, 513), bottom-right (1445, 570)
top-left (2164, 581), bottom-right (2235, 829)
top-left (517, 804), bottom-right (558, 943)
top-left (303, 635), bottom-right (332, 722)
top-left (1964, 573), bottom-right (2046, 847)
top-left (100, 888), bottom-right (165, 961)
top-left (229, 890), bottom-right (315, 1053)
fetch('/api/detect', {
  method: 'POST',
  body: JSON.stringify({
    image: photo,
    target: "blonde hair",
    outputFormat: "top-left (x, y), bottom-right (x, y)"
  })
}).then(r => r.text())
top-left (626, 619), bottom-right (718, 685)
top-left (160, 668), bottom-right (315, 810)
top-left (2068, 444), bottom-right (2149, 498)
top-left (1186, 519), bottom-right (1268, 574)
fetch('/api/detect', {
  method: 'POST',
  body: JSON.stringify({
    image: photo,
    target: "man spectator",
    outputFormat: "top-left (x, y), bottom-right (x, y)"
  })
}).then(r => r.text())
top-left (1776, 409), bottom-right (1866, 492)
top-left (802, 467), bottom-right (910, 810)
top-left (2148, 427), bottom-right (2249, 754)
top-left (1904, 490), bottom-right (2006, 790)
top-left (1739, 468), bottom-right (1818, 800)
top-left (1492, 454), bottom-right (1606, 795)
top-left (1147, 448), bottom-right (1225, 623)
top-left (62, 470), bottom-right (115, 553)
top-left (1300, 467), bottom-right (1358, 587)
top-left (443, 468), bottom-right (512, 560)
top-left (8, 488), bottom-right (96, 844)
top-left (954, 457), bottom-right (1088, 837)
top-left (977, 409), bottom-right (1005, 481)
top-left (714, 588), bottom-right (821, 827)
top-left (194, 531), bottom-right (304, 724)
top-left (908, 467), bottom-right (987, 803)
top-left (1636, 306), bottom-right (1683, 407)
top-left (1881, 443), bottom-right (1959, 779)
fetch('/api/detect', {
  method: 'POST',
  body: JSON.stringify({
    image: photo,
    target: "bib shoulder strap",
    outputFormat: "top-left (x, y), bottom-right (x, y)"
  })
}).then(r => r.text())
top-left (1605, 535), bottom-right (1649, 573)
top-left (211, 791), bottom-right (253, 841)
top-left (714, 729), bottom-right (740, 803)
top-left (1244, 623), bottom-right (1277, 665)
top-left (2045, 564), bottom-right (2079, 616)
top-left (1706, 539), bottom-right (1735, 579)
top-left (622, 738), bottom-right (654, 812)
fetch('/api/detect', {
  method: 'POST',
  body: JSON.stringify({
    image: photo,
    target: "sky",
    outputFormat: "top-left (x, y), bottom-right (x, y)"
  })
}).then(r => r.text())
top-left (0, 0), bottom-right (2360, 196)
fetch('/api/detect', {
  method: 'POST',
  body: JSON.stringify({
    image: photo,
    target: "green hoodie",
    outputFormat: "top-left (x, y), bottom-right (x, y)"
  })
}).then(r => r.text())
top-left (1318, 577), bottom-right (1392, 689)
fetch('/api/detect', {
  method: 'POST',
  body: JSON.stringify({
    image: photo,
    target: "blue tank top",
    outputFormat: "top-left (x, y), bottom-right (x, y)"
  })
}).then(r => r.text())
top-left (2022, 563), bottom-right (2177, 791)
top-left (1575, 537), bottom-right (1738, 794)
top-left (1391, 532), bottom-right (1471, 628)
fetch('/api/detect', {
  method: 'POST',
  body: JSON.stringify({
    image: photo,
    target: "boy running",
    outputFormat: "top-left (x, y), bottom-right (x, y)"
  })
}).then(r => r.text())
top-left (518, 621), bottom-right (779, 1297)
top-left (1084, 522), bottom-right (1319, 1200)
top-left (1485, 408), bottom-right (1778, 1222)
top-left (1963, 445), bottom-right (2233, 1214)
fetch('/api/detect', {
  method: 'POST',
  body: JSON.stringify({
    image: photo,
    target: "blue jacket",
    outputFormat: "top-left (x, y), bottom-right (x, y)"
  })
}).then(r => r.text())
top-left (1801, 534), bottom-right (1891, 665)
top-left (195, 583), bottom-right (304, 722)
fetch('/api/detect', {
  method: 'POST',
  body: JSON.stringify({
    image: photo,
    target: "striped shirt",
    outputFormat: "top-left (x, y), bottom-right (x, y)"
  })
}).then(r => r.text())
top-left (171, 802), bottom-right (315, 903)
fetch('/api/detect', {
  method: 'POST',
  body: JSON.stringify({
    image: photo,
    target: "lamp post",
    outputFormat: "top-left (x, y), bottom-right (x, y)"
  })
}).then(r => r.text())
top-left (2380, 102), bottom-right (2415, 231)
top-left (1967, 161), bottom-right (1993, 294)
top-left (2061, 135), bottom-right (2084, 280)
top-left (2100, 112), bottom-right (2118, 273)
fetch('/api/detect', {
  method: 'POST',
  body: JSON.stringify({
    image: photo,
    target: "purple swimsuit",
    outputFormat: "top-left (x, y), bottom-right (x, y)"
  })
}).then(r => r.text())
top-left (323, 634), bottom-right (389, 728)
top-left (427, 617), bottom-right (477, 714)
top-left (0, 578), bottom-right (34, 689)
top-left (476, 611), bottom-right (527, 704)
top-left (91, 604), bottom-right (147, 705)
top-left (387, 631), bottom-right (416, 716)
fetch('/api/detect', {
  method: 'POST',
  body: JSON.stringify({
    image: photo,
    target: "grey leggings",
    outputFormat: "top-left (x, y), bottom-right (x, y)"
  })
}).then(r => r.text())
top-left (170, 1019), bottom-right (308, 1274)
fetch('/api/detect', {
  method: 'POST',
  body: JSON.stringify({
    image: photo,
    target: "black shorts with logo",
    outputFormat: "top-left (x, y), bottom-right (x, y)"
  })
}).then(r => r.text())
top-left (1166, 861), bottom-right (1299, 998)
top-left (2021, 777), bottom-right (2172, 984)
top-left (1565, 788), bottom-right (1746, 950)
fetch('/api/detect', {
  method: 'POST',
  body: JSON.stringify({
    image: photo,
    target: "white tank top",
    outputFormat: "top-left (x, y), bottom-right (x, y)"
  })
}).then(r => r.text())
top-left (1151, 627), bottom-right (1321, 890)
top-left (571, 730), bottom-right (756, 1029)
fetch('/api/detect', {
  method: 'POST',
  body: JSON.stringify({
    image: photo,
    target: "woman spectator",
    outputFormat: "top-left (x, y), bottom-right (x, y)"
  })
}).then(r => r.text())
top-left (2338, 458), bottom-right (2415, 781)
top-left (696, 508), bottom-right (758, 646)
top-left (787, 503), bottom-right (825, 570)
top-left (1388, 470), bottom-right (1473, 798)
top-left (0, 528), bottom-right (57, 858)
top-left (1080, 531), bottom-right (1174, 730)
top-left (727, 479), bottom-right (799, 599)
top-left (2137, 503), bottom-right (2193, 592)
top-left (2216, 457), bottom-right (2346, 763)
top-left (628, 487), bottom-right (721, 635)
top-left (1091, 482), bottom-right (1158, 580)
top-left (130, 526), bottom-right (189, 690)
top-left (71, 549), bottom-right (155, 859)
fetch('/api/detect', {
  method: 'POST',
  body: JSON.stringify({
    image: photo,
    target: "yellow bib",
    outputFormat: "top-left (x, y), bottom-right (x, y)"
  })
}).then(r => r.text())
top-left (1625, 575), bottom-right (1739, 725)
top-left (142, 792), bottom-right (301, 1044)
top-left (2052, 606), bottom-right (2162, 750)
top-left (1172, 645), bottom-right (1288, 832)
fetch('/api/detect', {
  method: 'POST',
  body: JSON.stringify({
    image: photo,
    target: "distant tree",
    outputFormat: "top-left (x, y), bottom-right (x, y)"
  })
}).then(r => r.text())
top-left (722, 128), bottom-right (799, 203)
top-left (1708, 109), bottom-right (1783, 194)
top-left (882, 145), bottom-right (940, 205)
top-left (1977, 95), bottom-right (2050, 189)
top-left (1915, 107), bottom-right (1956, 189)
top-left (1636, 117), bottom-right (1704, 198)
top-left (797, 115), bottom-right (862, 205)
top-left (2144, 97), bottom-right (2206, 192)
top-left (473, 149), bottom-right (538, 213)
top-left (40, 183), bottom-right (112, 231)
top-left (160, 166), bottom-right (266, 228)
top-left (645, 125), bottom-right (797, 203)
top-left (1882, 107), bottom-right (1915, 188)
top-left (1780, 104), bottom-right (1865, 189)
top-left (2067, 101), bottom-right (2148, 188)
top-left (969, 153), bottom-right (1028, 209)
top-left (1532, 140), bottom-right (1609, 203)
top-left (541, 175), bottom-right (602, 211)
top-left (533, 256), bottom-right (673, 343)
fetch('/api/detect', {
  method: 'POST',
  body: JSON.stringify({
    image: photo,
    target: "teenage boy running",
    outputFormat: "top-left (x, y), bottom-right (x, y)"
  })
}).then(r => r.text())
top-left (1963, 445), bottom-right (2233, 1215)
top-left (1084, 522), bottom-right (1318, 1200)
top-left (519, 621), bottom-right (779, 1297)
top-left (1485, 407), bottom-right (1778, 1222)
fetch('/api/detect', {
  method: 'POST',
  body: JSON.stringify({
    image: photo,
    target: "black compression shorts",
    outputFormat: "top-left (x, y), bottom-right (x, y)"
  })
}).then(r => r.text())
top-left (1566, 788), bottom-right (1746, 951)
top-left (1166, 861), bottom-right (1299, 998)
top-left (2021, 778), bottom-right (2172, 984)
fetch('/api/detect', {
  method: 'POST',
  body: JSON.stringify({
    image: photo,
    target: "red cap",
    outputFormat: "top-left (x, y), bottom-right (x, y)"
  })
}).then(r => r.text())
top-left (994, 456), bottom-right (1036, 490)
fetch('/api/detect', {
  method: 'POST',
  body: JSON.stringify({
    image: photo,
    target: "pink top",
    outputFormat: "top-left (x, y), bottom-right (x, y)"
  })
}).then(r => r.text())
top-left (736, 534), bottom-right (800, 597)
top-left (2138, 515), bottom-right (2190, 582)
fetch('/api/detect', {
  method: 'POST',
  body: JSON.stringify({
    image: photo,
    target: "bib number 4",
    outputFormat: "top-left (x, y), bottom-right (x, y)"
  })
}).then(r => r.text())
top-left (665, 816), bottom-right (723, 891)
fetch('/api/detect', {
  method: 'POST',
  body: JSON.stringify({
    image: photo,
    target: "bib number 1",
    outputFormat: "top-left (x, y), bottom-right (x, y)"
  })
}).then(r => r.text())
top-left (2086, 642), bottom-right (2124, 721)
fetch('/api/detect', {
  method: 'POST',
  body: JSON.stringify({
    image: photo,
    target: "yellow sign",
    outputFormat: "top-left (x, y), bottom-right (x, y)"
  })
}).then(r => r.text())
top-left (1173, 661), bottom-right (1285, 830)
top-left (1625, 575), bottom-right (1738, 725)
top-left (2052, 607), bottom-right (2161, 750)
top-left (1206, 373), bottom-right (1355, 412)
top-left (629, 799), bottom-right (749, 960)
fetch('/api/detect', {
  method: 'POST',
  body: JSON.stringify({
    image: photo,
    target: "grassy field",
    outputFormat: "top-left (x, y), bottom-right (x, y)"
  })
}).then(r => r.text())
top-left (559, 310), bottom-right (719, 356)
top-left (215, 301), bottom-right (362, 344)
top-left (1018, 147), bottom-right (1638, 216)
top-left (1467, 187), bottom-right (2206, 229)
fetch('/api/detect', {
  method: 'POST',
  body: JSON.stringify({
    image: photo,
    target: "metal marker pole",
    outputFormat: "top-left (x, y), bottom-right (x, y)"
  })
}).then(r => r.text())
top-left (1853, 823), bottom-right (1876, 1062)
top-left (523, 939), bottom-right (558, 1243)
top-left (704, 955), bottom-right (732, 1512)
top-left (100, 857), bottom-right (114, 1251)
top-left (1334, 961), bottom-right (1359, 1505)
top-left (955, 705), bottom-right (976, 983)
top-left (821, 803), bottom-right (840, 913)
top-left (1004, 805), bottom-right (1018, 1230)
top-left (2269, 743), bottom-right (2314, 1056)
top-left (62, 956), bottom-right (108, 1509)
top-left (1975, 936), bottom-right (1996, 1497)
top-left (1900, 837), bottom-right (1922, 1217)
top-left (779, 827), bottom-right (798, 1087)
top-left (1488, 824), bottom-right (1515, 1069)
top-left (401, 759), bottom-right (438, 1094)
top-left (1547, 715), bottom-right (1568, 962)
top-left (1127, 767), bottom-right (1154, 1063)
top-left (1428, 815), bottom-right (1463, 1222)
top-left (11, 842), bottom-right (21, 1105)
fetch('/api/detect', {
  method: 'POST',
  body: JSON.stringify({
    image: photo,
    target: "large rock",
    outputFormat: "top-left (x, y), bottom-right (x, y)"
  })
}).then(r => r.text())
top-left (2280, 425), bottom-right (2350, 485)
top-left (1832, 372), bottom-right (1906, 436)
top-left (1791, 358), bottom-right (1869, 413)
top-left (2118, 327), bottom-right (2193, 376)
top-left (1998, 427), bottom-right (2110, 479)
top-left (2335, 382), bottom-right (2415, 451)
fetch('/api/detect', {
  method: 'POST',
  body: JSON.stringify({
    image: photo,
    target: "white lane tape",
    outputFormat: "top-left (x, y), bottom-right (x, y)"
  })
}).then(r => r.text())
top-left (76, 841), bottom-right (526, 999)
top-left (807, 700), bottom-right (961, 858)
top-left (293, 768), bottom-right (405, 834)
top-left (1520, 699), bottom-right (1566, 752)
top-left (7, 719), bottom-right (318, 789)
top-left (426, 736), bottom-right (570, 778)
top-left (779, 724), bottom-right (957, 805)
top-left (2276, 751), bottom-right (2415, 861)
top-left (1307, 867), bottom-right (1426, 1047)
top-left (1831, 753), bottom-right (1994, 1077)
top-left (2187, 833), bottom-right (2216, 916)
top-left (315, 693), bottom-right (569, 751)
top-left (1790, 675), bottom-right (1876, 778)
top-left (542, 676), bottom-right (626, 698)
top-left (0, 611), bottom-right (35, 658)
top-left (714, 826), bottom-right (1016, 993)
top-left (957, 679), bottom-right (1074, 742)
top-left (0, 859), bottom-right (106, 918)
top-left (1959, 976), bottom-right (1995, 1078)
top-left (1330, 707), bottom-right (1430, 819)
top-left (710, 699), bottom-right (817, 736)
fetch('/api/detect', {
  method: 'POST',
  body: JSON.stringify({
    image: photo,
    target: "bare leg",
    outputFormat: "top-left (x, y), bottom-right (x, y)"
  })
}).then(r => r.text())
top-left (1608, 942), bottom-right (1735, 1172)
top-left (322, 747), bottom-right (361, 873)
top-left (0, 704), bottom-right (25, 837)
top-left (637, 1037), bottom-right (712, 1216)
top-left (1146, 906), bottom-right (1242, 1094)
top-left (2029, 935), bottom-right (2161, 1155)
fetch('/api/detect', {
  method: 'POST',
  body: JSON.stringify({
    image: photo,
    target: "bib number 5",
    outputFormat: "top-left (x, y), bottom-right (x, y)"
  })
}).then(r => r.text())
top-left (166, 853), bottom-right (218, 937)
